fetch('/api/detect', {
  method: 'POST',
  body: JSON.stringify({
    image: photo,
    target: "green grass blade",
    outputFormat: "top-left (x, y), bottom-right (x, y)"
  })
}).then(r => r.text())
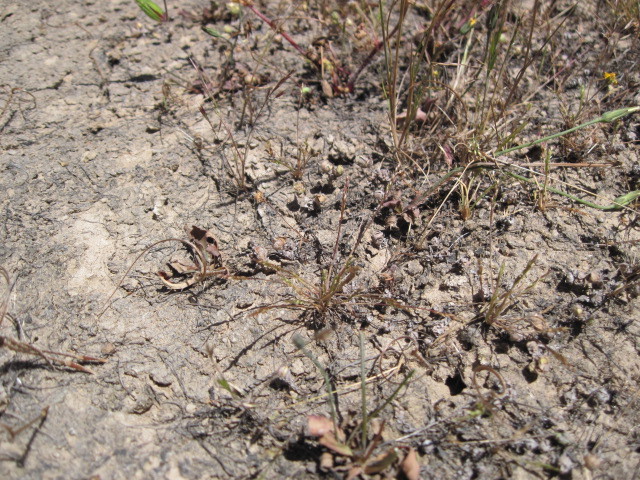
top-left (134, 0), bottom-right (166, 23)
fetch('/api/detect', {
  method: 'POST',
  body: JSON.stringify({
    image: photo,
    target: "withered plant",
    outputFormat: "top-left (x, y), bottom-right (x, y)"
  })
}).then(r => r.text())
top-left (299, 332), bottom-right (418, 478)
top-left (249, 181), bottom-right (406, 328)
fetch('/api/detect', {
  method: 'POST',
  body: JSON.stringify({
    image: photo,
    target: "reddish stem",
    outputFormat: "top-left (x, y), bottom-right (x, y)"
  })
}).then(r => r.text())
top-left (241, 1), bottom-right (390, 93)
top-left (242, 2), bottom-right (320, 69)
top-left (347, 39), bottom-right (383, 92)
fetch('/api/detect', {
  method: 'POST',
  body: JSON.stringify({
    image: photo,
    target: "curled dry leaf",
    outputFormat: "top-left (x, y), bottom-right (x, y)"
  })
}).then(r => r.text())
top-left (441, 142), bottom-right (455, 168)
top-left (187, 225), bottom-right (222, 266)
top-left (167, 258), bottom-right (199, 275)
top-left (401, 448), bottom-right (420, 480)
top-left (157, 226), bottom-right (227, 290)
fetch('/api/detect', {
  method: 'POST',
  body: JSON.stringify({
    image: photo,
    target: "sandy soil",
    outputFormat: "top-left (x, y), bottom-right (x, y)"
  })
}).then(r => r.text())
top-left (1, 1), bottom-right (639, 478)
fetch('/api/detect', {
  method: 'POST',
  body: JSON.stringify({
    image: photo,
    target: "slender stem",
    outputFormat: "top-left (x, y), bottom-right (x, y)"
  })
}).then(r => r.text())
top-left (360, 332), bottom-right (368, 448)
top-left (367, 370), bottom-right (414, 420)
top-left (329, 179), bottom-right (350, 278)
top-left (504, 170), bottom-right (639, 210)
top-left (495, 107), bottom-right (640, 157)
top-left (348, 39), bottom-right (384, 92)
top-left (293, 334), bottom-right (338, 429)
top-left (241, 2), bottom-right (320, 69)
top-left (415, 105), bottom-right (640, 247)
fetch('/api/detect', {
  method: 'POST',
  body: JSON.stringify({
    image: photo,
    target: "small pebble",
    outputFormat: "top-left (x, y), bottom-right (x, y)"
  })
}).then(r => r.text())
top-left (101, 343), bottom-right (116, 355)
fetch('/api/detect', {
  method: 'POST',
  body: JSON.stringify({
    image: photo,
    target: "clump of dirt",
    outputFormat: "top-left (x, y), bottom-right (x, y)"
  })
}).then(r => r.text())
top-left (0, 0), bottom-right (639, 478)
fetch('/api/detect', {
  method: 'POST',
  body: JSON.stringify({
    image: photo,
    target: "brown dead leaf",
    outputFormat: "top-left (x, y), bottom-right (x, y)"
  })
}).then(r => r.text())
top-left (321, 79), bottom-right (334, 98)
top-left (167, 259), bottom-right (199, 275)
top-left (401, 448), bottom-right (420, 480)
top-left (363, 448), bottom-right (398, 475)
top-left (346, 465), bottom-right (363, 480)
top-left (441, 142), bottom-right (455, 168)
top-left (186, 225), bottom-right (222, 266)
top-left (319, 452), bottom-right (333, 472)
top-left (307, 414), bottom-right (334, 437)
top-left (318, 432), bottom-right (354, 457)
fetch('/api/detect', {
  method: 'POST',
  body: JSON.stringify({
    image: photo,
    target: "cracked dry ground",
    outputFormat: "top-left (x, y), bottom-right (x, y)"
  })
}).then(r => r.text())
top-left (1, 1), bottom-right (639, 479)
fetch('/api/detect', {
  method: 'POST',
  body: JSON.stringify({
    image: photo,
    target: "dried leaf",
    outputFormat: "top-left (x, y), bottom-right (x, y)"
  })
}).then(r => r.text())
top-left (168, 259), bottom-right (199, 275)
top-left (441, 142), bottom-right (455, 167)
top-left (187, 225), bottom-right (208, 243)
top-left (187, 225), bottom-right (222, 265)
top-left (363, 448), bottom-right (398, 474)
top-left (381, 196), bottom-right (402, 209)
top-left (318, 433), bottom-right (353, 457)
top-left (346, 466), bottom-right (363, 480)
top-left (401, 448), bottom-right (420, 480)
top-left (307, 414), bottom-right (334, 437)
top-left (321, 79), bottom-right (334, 98)
top-left (319, 452), bottom-right (333, 472)
top-left (396, 107), bottom-right (427, 124)
top-left (157, 270), bottom-right (171, 280)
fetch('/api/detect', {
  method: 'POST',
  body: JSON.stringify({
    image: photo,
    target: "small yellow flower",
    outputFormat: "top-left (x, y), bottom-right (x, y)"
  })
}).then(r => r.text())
top-left (460, 18), bottom-right (477, 34)
top-left (322, 58), bottom-right (334, 74)
top-left (603, 72), bottom-right (618, 85)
